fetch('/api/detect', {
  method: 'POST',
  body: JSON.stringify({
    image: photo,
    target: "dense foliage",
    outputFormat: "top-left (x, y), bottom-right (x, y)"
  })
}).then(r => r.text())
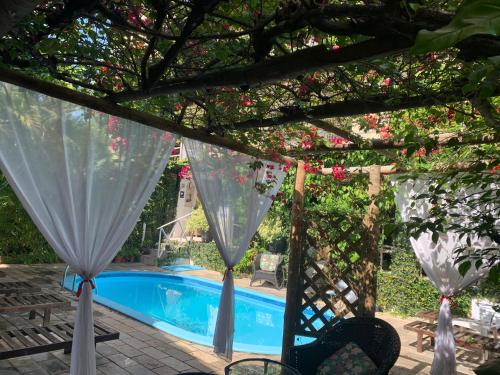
top-left (0, 175), bottom-right (59, 264)
top-left (160, 241), bottom-right (265, 276)
top-left (378, 233), bottom-right (471, 317)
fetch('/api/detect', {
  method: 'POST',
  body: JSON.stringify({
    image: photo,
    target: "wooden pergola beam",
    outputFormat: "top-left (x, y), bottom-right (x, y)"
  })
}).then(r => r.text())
top-left (288, 132), bottom-right (500, 155)
top-left (109, 38), bottom-right (412, 102)
top-left (228, 87), bottom-right (500, 130)
top-left (0, 66), bottom-right (294, 163)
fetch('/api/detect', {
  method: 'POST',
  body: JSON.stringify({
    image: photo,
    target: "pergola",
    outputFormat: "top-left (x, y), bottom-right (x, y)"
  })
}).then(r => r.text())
top-left (0, 1), bottom-right (498, 374)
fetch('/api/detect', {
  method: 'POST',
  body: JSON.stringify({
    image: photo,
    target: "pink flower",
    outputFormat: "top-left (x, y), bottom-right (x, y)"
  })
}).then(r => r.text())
top-left (414, 147), bottom-right (426, 158)
top-left (447, 107), bottom-right (456, 121)
top-left (107, 116), bottom-right (120, 133)
top-left (161, 132), bottom-right (174, 143)
top-left (234, 174), bottom-right (247, 184)
top-left (241, 95), bottom-right (255, 107)
top-left (109, 136), bottom-right (129, 152)
top-left (331, 44), bottom-right (341, 51)
top-left (298, 84), bottom-right (310, 96)
top-left (175, 103), bottom-right (183, 111)
top-left (382, 78), bottom-right (391, 87)
top-left (332, 165), bottom-right (345, 181)
top-left (178, 165), bottom-right (192, 180)
top-left (364, 113), bottom-right (380, 129)
top-left (330, 136), bottom-right (349, 145)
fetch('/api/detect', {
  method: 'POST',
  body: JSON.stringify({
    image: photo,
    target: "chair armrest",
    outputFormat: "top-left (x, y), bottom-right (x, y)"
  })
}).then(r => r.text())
top-left (252, 254), bottom-right (261, 272)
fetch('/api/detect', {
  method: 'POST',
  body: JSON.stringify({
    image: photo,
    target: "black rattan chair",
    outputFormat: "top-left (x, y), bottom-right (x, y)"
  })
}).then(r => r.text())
top-left (289, 317), bottom-right (401, 375)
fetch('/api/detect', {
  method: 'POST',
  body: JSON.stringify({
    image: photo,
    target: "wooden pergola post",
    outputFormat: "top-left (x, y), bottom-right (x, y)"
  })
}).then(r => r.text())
top-left (359, 165), bottom-right (382, 317)
top-left (281, 160), bottom-right (306, 363)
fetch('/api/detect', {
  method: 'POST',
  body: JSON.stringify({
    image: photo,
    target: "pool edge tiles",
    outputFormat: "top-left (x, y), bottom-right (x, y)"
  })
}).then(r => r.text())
top-left (66, 270), bottom-right (285, 355)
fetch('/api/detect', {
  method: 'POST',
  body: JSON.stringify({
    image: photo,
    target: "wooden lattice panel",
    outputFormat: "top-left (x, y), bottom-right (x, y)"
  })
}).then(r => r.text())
top-left (294, 212), bottom-right (365, 338)
top-left (296, 254), bottom-right (361, 337)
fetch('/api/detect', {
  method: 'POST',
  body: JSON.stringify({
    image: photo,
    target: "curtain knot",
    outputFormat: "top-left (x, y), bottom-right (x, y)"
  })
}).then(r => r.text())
top-left (439, 294), bottom-right (457, 308)
top-left (222, 267), bottom-right (234, 281)
top-left (76, 278), bottom-right (95, 298)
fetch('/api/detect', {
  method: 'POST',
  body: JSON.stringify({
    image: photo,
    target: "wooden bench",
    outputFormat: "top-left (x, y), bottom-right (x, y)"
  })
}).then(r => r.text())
top-left (0, 321), bottom-right (119, 360)
top-left (404, 320), bottom-right (499, 360)
top-left (0, 281), bottom-right (40, 295)
top-left (0, 293), bottom-right (71, 326)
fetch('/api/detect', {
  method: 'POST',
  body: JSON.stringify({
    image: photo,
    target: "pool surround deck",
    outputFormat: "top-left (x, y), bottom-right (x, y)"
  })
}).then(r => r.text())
top-left (0, 263), bottom-right (484, 374)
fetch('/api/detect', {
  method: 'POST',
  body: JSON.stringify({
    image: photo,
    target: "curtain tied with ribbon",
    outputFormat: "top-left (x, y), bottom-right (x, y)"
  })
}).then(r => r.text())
top-left (395, 176), bottom-right (497, 375)
top-left (0, 82), bottom-right (176, 375)
top-left (184, 139), bottom-right (287, 360)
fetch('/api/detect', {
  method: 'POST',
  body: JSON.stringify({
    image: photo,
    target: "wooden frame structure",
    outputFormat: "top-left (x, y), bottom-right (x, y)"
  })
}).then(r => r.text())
top-left (0, 2), bottom-right (498, 367)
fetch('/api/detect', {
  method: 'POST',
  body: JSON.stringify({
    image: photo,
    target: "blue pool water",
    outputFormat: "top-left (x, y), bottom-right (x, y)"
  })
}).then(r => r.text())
top-left (66, 271), bottom-right (320, 354)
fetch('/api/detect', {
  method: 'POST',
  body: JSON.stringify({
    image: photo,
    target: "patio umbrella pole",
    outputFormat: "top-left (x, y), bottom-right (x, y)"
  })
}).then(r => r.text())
top-left (281, 160), bottom-right (306, 364)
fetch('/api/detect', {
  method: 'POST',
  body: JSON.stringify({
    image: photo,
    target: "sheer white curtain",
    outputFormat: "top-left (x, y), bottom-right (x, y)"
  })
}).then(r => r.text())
top-left (395, 177), bottom-right (497, 375)
top-left (0, 82), bottom-right (176, 375)
top-left (184, 139), bottom-right (286, 360)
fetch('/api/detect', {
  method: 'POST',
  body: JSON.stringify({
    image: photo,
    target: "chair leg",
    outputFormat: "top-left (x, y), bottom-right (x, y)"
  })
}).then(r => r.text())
top-left (416, 332), bottom-right (423, 352)
top-left (42, 307), bottom-right (51, 326)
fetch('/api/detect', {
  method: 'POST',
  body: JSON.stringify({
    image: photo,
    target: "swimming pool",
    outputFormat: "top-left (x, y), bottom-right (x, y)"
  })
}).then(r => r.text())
top-left (65, 271), bottom-right (307, 354)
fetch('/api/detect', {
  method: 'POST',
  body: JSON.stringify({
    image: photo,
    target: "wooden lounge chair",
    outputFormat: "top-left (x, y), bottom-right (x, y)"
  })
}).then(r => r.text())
top-left (289, 317), bottom-right (401, 375)
top-left (0, 281), bottom-right (40, 295)
top-left (0, 293), bottom-right (71, 326)
top-left (0, 321), bottom-right (119, 360)
top-left (404, 320), bottom-right (500, 361)
top-left (250, 253), bottom-right (284, 289)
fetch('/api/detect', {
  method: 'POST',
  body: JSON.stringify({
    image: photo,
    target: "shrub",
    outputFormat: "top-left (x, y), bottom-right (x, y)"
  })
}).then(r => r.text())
top-left (0, 176), bottom-right (59, 264)
top-left (183, 242), bottom-right (264, 277)
top-left (186, 206), bottom-right (209, 235)
top-left (188, 242), bottom-right (225, 274)
top-left (377, 249), bottom-right (471, 317)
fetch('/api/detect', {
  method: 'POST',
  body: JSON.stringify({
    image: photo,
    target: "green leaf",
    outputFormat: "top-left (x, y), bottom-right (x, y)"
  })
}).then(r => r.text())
top-left (412, 0), bottom-right (500, 54)
top-left (458, 261), bottom-right (471, 276)
top-left (432, 231), bottom-right (440, 243)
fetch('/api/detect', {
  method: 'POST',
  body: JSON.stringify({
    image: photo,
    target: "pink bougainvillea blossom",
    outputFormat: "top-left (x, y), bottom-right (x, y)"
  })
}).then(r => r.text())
top-left (240, 95), bottom-right (255, 106)
top-left (414, 147), bottom-right (426, 158)
top-left (234, 174), bottom-right (247, 184)
top-left (332, 165), bottom-right (346, 181)
top-left (447, 107), bottom-right (456, 121)
top-left (109, 136), bottom-right (129, 153)
top-left (331, 44), bottom-right (341, 51)
top-left (161, 132), bottom-right (174, 143)
top-left (178, 165), bottom-right (192, 180)
top-left (107, 116), bottom-right (120, 133)
top-left (329, 136), bottom-right (350, 145)
top-left (364, 113), bottom-right (380, 129)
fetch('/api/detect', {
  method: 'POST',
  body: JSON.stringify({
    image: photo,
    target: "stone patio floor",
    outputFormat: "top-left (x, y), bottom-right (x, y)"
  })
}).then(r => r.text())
top-left (0, 263), bottom-right (484, 374)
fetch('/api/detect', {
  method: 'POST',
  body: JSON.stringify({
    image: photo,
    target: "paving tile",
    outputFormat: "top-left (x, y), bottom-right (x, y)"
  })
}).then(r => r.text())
top-left (0, 369), bottom-right (22, 375)
top-left (23, 370), bottom-right (49, 375)
top-left (0, 360), bottom-right (13, 368)
top-left (151, 365), bottom-right (179, 375)
top-left (36, 359), bottom-right (69, 374)
top-left (125, 364), bottom-right (157, 375)
top-left (141, 347), bottom-right (169, 360)
top-left (96, 343), bottom-right (120, 356)
top-left (9, 358), bottom-right (43, 374)
top-left (184, 359), bottom-right (215, 374)
top-left (132, 354), bottom-right (166, 369)
top-left (124, 337), bottom-right (150, 349)
top-left (115, 343), bottom-right (143, 358)
top-left (165, 347), bottom-right (197, 362)
top-left (108, 353), bottom-right (138, 368)
top-left (97, 362), bottom-right (130, 375)
top-left (159, 356), bottom-right (192, 372)
top-left (29, 353), bottom-right (55, 362)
